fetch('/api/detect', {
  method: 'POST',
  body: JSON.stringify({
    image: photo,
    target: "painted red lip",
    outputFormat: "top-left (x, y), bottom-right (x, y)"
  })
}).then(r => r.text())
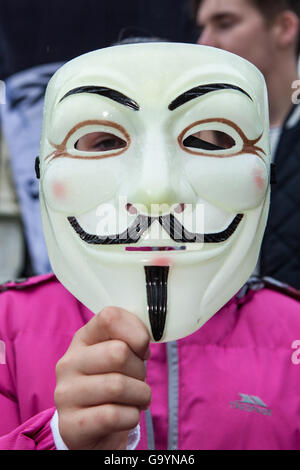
top-left (125, 246), bottom-right (186, 252)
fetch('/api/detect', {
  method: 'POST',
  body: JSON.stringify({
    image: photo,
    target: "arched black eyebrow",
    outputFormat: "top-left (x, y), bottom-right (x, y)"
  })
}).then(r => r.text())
top-left (59, 86), bottom-right (140, 111)
top-left (168, 83), bottom-right (252, 111)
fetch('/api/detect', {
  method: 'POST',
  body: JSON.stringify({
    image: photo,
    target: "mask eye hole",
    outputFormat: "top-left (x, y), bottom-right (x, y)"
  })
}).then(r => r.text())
top-left (183, 130), bottom-right (236, 151)
top-left (75, 132), bottom-right (127, 152)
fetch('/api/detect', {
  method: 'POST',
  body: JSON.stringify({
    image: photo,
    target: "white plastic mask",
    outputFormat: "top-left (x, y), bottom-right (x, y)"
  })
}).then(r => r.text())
top-left (39, 43), bottom-right (270, 342)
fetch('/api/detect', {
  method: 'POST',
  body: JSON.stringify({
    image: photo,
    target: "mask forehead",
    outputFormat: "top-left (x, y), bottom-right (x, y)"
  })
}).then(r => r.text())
top-left (42, 43), bottom-right (269, 136)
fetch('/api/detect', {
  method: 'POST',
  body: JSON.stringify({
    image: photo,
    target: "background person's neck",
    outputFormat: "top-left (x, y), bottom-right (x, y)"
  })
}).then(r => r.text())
top-left (265, 55), bottom-right (299, 128)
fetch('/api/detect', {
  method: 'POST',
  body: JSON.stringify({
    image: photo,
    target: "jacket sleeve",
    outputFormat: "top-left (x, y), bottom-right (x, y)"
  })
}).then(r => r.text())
top-left (0, 335), bottom-right (56, 450)
top-left (0, 406), bottom-right (56, 450)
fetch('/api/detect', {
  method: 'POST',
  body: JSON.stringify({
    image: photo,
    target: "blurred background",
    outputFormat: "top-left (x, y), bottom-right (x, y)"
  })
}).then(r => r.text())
top-left (0, 0), bottom-right (198, 283)
top-left (1, 0), bottom-right (300, 289)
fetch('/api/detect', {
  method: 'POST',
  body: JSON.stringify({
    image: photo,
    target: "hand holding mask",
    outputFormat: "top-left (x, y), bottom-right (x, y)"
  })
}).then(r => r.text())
top-left (39, 43), bottom-right (270, 342)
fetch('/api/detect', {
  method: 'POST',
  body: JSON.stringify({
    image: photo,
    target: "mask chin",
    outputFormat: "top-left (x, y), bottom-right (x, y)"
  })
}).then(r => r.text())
top-left (40, 196), bottom-right (267, 343)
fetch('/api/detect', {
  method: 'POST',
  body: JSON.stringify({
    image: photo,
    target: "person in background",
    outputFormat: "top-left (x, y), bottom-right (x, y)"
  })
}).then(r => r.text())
top-left (0, 0), bottom-right (197, 278)
top-left (0, 129), bottom-right (26, 283)
top-left (193, 0), bottom-right (300, 288)
top-left (0, 23), bottom-right (28, 282)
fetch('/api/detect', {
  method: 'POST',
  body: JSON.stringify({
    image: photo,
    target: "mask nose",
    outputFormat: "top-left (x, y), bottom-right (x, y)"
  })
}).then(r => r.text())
top-left (126, 134), bottom-right (183, 214)
top-left (132, 160), bottom-right (176, 207)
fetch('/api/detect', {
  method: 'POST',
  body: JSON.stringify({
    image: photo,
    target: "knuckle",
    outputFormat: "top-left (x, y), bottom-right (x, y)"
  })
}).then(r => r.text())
top-left (108, 374), bottom-right (126, 399)
top-left (135, 329), bottom-right (150, 353)
top-left (99, 404), bottom-right (120, 430)
top-left (54, 384), bottom-right (69, 407)
top-left (55, 355), bottom-right (70, 377)
top-left (56, 349), bottom-right (81, 377)
top-left (109, 341), bottom-right (130, 369)
top-left (96, 405), bottom-right (141, 434)
top-left (100, 307), bottom-right (120, 328)
top-left (128, 407), bottom-right (141, 428)
top-left (141, 329), bottom-right (150, 347)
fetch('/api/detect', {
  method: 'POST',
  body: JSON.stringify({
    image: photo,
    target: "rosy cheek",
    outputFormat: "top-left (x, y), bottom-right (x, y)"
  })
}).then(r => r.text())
top-left (253, 166), bottom-right (267, 192)
top-left (52, 181), bottom-right (67, 200)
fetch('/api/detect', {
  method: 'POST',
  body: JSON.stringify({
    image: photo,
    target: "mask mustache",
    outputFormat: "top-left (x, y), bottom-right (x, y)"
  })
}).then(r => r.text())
top-left (68, 213), bottom-right (243, 245)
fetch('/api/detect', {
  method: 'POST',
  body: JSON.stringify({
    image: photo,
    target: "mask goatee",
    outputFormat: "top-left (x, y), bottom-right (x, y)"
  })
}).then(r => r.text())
top-left (144, 266), bottom-right (169, 341)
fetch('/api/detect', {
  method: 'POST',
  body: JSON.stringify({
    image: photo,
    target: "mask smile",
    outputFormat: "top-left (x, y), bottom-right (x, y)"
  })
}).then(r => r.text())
top-left (67, 213), bottom-right (244, 246)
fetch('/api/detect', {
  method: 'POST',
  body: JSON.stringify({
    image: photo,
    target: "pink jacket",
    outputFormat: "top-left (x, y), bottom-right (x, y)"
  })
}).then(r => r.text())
top-left (0, 273), bottom-right (300, 450)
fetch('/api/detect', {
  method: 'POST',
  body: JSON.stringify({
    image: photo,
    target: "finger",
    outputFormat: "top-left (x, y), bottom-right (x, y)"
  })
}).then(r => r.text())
top-left (75, 340), bottom-right (147, 380)
top-left (73, 307), bottom-right (150, 361)
top-left (55, 373), bottom-right (152, 409)
top-left (60, 404), bottom-right (140, 448)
